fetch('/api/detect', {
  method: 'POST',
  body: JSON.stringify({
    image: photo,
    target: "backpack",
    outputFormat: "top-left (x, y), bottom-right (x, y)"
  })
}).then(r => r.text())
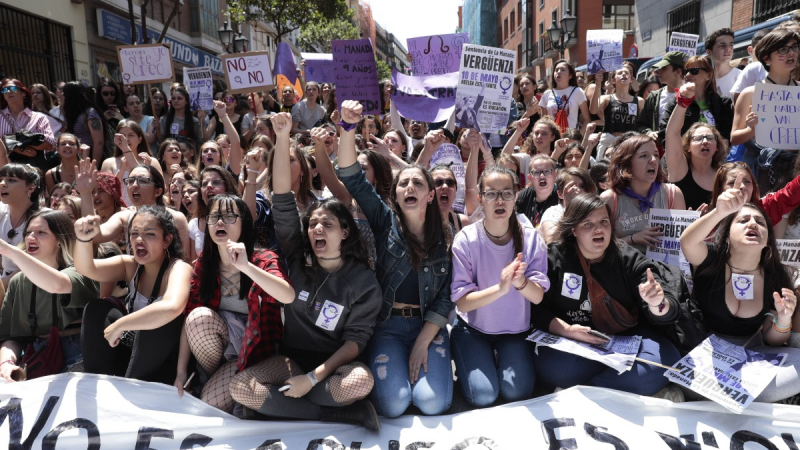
top-left (552, 87), bottom-right (577, 133)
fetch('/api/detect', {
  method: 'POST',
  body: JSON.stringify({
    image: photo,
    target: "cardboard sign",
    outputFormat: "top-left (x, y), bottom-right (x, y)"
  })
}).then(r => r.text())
top-left (429, 143), bottom-right (466, 213)
top-left (182, 67), bottom-right (213, 111)
top-left (222, 51), bottom-right (274, 95)
top-left (753, 82), bottom-right (800, 149)
top-left (301, 53), bottom-right (336, 84)
top-left (332, 38), bottom-right (381, 114)
top-left (667, 32), bottom-right (700, 57)
top-left (391, 70), bottom-right (458, 123)
top-left (586, 30), bottom-right (623, 74)
top-left (117, 43), bottom-right (174, 85)
top-left (407, 33), bottom-right (470, 76)
top-left (645, 208), bottom-right (700, 278)
top-left (777, 239), bottom-right (800, 268)
top-left (455, 44), bottom-right (516, 133)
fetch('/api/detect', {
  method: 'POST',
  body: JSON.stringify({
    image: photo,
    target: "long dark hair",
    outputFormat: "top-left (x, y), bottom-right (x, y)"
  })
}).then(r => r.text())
top-left (479, 165), bottom-right (524, 254)
top-left (358, 149), bottom-right (393, 203)
top-left (116, 119), bottom-right (149, 156)
top-left (128, 205), bottom-right (185, 261)
top-left (164, 87), bottom-right (199, 146)
top-left (390, 165), bottom-right (452, 270)
top-left (198, 165), bottom-right (239, 220)
top-left (198, 195), bottom-right (256, 302)
top-left (23, 209), bottom-right (76, 270)
top-left (697, 203), bottom-right (794, 293)
top-left (95, 77), bottom-right (122, 112)
top-left (62, 82), bottom-right (109, 136)
top-left (0, 163), bottom-right (44, 212)
top-left (300, 198), bottom-right (371, 279)
top-left (608, 134), bottom-right (666, 193)
top-left (143, 87), bottom-right (167, 117)
top-left (130, 164), bottom-right (166, 206)
top-left (552, 193), bottom-right (619, 259)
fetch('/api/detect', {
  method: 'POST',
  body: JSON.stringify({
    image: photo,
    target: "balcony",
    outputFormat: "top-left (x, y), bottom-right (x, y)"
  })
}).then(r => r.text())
top-left (541, 36), bottom-right (559, 59)
top-left (528, 42), bottom-right (544, 66)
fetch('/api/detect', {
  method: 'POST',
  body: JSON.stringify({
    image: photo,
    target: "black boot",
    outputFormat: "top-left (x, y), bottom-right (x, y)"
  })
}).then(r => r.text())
top-left (319, 400), bottom-right (381, 431)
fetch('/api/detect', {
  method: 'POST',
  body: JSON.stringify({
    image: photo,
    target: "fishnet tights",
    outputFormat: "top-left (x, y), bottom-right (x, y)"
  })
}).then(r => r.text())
top-left (185, 307), bottom-right (236, 412)
top-left (229, 354), bottom-right (374, 413)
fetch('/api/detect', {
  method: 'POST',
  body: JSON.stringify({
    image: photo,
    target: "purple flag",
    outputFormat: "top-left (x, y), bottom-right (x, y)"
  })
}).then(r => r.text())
top-left (332, 39), bottom-right (380, 114)
top-left (407, 33), bottom-right (470, 76)
top-left (301, 53), bottom-right (335, 83)
top-left (391, 70), bottom-right (458, 123)
top-left (275, 42), bottom-right (303, 96)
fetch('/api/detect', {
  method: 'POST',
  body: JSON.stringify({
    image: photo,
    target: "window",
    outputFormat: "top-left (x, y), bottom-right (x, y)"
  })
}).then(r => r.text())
top-left (518, 1), bottom-right (523, 27)
top-left (518, 43), bottom-right (523, 68)
top-left (539, 21), bottom-right (544, 36)
top-left (504, 18), bottom-right (509, 41)
top-left (667, 0), bottom-right (701, 38)
top-left (753, 0), bottom-right (800, 24)
top-left (602, 0), bottom-right (634, 30)
top-left (511, 11), bottom-right (516, 31)
top-left (552, 8), bottom-right (558, 25)
top-left (540, 0), bottom-right (544, 10)
top-left (190, 0), bottom-right (219, 38)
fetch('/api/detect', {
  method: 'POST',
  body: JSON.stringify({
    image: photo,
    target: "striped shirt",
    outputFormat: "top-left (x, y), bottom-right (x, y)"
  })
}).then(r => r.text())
top-left (0, 108), bottom-right (56, 147)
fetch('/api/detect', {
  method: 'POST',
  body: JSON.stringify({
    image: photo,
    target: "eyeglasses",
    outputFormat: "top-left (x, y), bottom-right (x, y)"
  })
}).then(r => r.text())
top-left (685, 67), bottom-right (710, 75)
top-left (0, 86), bottom-right (20, 94)
top-left (122, 176), bottom-right (153, 186)
top-left (531, 169), bottom-right (555, 178)
top-left (202, 179), bottom-right (225, 189)
top-left (480, 190), bottom-right (515, 202)
top-left (206, 213), bottom-right (240, 224)
top-left (434, 178), bottom-right (456, 188)
top-left (101, 90), bottom-right (116, 97)
top-left (778, 44), bottom-right (800, 55)
top-left (223, 97), bottom-right (236, 103)
top-left (691, 134), bottom-right (717, 143)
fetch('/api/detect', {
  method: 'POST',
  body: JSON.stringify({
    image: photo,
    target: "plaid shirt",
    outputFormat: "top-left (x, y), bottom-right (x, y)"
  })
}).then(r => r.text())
top-left (187, 249), bottom-right (287, 371)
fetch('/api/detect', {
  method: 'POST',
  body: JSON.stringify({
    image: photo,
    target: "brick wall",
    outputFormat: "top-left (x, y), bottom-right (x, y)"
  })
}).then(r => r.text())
top-left (731, 0), bottom-right (753, 30)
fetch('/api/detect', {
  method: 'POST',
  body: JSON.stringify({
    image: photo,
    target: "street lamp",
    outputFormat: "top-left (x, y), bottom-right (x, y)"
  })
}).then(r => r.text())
top-left (233, 33), bottom-right (249, 53)
top-left (547, 8), bottom-right (577, 59)
top-left (218, 21), bottom-right (234, 47)
top-left (218, 21), bottom-right (250, 53)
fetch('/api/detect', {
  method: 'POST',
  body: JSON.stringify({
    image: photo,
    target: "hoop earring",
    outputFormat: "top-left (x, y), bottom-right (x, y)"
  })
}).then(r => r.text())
top-left (165, 248), bottom-right (171, 261)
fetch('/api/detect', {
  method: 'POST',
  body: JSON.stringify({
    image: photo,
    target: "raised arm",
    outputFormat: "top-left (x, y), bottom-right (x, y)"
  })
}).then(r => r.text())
top-left (579, 123), bottom-right (598, 170)
top-left (464, 135), bottom-right (480, 216)
top-left (589, 71), bottom-right (605, 116)
top-left (75, 158), bottom-right (99, 218)
top-left (311, 127), bottom-right (351, 203)
top-left (227, 241), bottom-right (294, 304)
top-left (0, 240), bottom-right (72, 293)
top-left (730, 88), bottom-right (757, 146)
top-left (88, 113), bottom-right (105, 164)
top-left (415, 130), bottom-right (447, 168)
top-left (269, 112), bottom-right (294, 195)
top-left (73, 215), bottom-right (133, 282)
top-left (550, 138), bottom-right (570, 163)
top-left (337, 101), bottom-right (363, 168)
top-left (664, 83), bottom-right (693, 182)
top-left (214, 101), bottom-right (243, 175)
top-left (502, 118), bottom-right (529, 155)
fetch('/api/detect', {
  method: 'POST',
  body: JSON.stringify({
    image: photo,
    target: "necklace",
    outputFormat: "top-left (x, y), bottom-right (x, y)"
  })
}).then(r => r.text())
top-left (728, 262), bottom-right (760, 273)
top-left (318, 255), bottom-right (342, 261)
top-left (7, 211), bottom-right (27, 240)
top-left (309, 259), bottom-right (344, 306)
top-left (484, 223), bottom-right (510, 240)
top-left (765, 76), bottom-right (795, 86)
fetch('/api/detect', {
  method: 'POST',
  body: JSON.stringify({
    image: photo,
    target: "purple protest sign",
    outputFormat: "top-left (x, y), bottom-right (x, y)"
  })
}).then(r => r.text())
top-left (332, 39), bottom-right (380, 114)
top-left (391, 70), bottom-right (458, 123)
top-left (301, 53), bottom-right (336, 83)
top-left (407, 33), bottom-right (470, 76)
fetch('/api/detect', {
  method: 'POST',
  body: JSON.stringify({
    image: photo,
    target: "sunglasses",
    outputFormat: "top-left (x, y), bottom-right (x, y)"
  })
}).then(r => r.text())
top-left (1, 86), bottom-right (20, 94)
top-left (434, 178), bottom-right (456, 188)
top-left (685, 67), bottom-right (710, 75)
top-left (223, 97), bottom-right (236, 103)
top-left (101, 90), bottom-right (117, 97)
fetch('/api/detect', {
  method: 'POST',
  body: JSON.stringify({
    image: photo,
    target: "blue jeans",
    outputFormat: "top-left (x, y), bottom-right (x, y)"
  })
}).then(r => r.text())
top-left (451, 320), bottom-right (535, 407)
top-left (532, 325), bottom-right (680, 396)
top-left (368, 316), bottom-right (453, 418)
top-left (32, 333), bottom-right (82, 371)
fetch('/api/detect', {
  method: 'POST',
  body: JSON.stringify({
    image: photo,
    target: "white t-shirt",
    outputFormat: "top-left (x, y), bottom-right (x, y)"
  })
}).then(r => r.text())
top-left (540, 204), bottom-right (564, 225)
top-left (731, 62), bottom-right (767, 94)
top-left (0, 203), bottom-right (27, 276)
top-left (291, 100), bottom-right (326, 130)
top-left (659, 89), bottom-right (676, 121)
top-left (539, 87), bottom-right (587, 129)
top-left (188, 218), bottom-right (204, 255)
top-left (716, 67), bottom-right (742, 99)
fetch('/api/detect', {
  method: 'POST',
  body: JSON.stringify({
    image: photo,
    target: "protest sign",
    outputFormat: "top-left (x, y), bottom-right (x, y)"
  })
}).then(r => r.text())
top-left (667, 32), bottom-right (700, 57)
top-left (182, 67), bottom-right (213, 111)
top-left (222, 51), bottom-right (274, 95)
top-left (777, 239), bottom-right (800, 268)
top-left (753, 82), bottom-right (800, 149)
top-left (391, 70), bottom-right (458, 123)
top-left (429, 143), bottom-right (466, 213)
top-left (646, 208), bottom-right (700, 277)
top-left (407, 33), bottom-right (470, 76)
top-left (665, 335), bottom-right (786, 413)
top-left (274, 42), bottom-right (303, 98)
top-left (527, 329), bottom-right (642, 374)
top-left (332, 39), bottom-right (381, 114)
top-left (586, 30), bottom-right (623, 74)
top-left (117, 44), bottom-right (174, 85)
top-left (301, 52), bottom-right (336, 83)
top-left (455, 44), bottom-right (516, 133)
top-left (9, 373), bottom-right (800, 449)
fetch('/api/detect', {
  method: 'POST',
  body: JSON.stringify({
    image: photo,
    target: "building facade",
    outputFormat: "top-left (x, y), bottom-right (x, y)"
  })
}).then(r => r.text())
top-left (463, 0), bottom-right (499, 47)
top-left (634, 0), bottom-right (731, 58)
top-left (499, 0), bottom-right (525, 73)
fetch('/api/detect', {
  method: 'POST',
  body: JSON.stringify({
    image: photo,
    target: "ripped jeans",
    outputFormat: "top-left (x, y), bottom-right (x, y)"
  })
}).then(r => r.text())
top-left (367, 316), bottom-right (453, 418)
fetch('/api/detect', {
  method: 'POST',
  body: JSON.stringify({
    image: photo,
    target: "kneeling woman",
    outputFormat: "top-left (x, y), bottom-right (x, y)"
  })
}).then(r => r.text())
top-left (450, 166), bottom-right (549, 406)
top-left (532, 194), bottom-right (682, 396)
top-left (76, 206), bottom-right (192, 383)
top-left (681, 177), bottom-right (800, 402)
top-left (230, 113), bottom-right (382, 430)
top-left (177, 194), bottom-right (293, 412)
top-left (0, 210), bottom-right (99, 381)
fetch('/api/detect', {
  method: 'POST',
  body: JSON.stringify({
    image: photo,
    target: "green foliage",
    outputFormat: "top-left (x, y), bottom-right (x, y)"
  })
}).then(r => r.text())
top-left (226, 0), bottom-right (351, 42)
top-left (376, 60), bottom-right (392, 81)
top-left (297, 17), bottom-right (361, 53)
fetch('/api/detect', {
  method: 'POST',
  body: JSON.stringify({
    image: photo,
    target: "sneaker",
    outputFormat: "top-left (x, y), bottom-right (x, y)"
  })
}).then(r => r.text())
top-left (652, 385), bottom-right (685, 403)
top-left (320, 400), bottom-right (381, 431)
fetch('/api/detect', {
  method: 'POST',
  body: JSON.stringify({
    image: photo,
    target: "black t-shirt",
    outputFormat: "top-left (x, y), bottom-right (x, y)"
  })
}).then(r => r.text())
top-left (691, 243), bottom-right (773, 337)
top-left (516, 188), bottom-right (558, 227)
top-left (394, 267), bottom-right (421, 305)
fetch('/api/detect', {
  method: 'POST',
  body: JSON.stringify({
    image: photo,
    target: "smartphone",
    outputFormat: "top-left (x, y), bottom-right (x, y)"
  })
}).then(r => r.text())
top-left (278, 385), bottom-right (291, 392)
top-left (587, 330), bottom-right (611, 341)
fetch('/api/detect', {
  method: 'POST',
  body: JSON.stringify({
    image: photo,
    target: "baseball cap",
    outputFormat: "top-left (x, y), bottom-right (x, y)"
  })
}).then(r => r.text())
top-left (652, 51), bottom-right (689, 69)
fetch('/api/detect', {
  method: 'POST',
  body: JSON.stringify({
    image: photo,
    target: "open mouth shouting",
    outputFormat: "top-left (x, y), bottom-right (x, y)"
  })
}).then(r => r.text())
top-left (133, 243), bottom-right (149, 259)
top-left (26, 241), bottom-right (39, 255)
top-left (313, 235), bottom-right (327, 252)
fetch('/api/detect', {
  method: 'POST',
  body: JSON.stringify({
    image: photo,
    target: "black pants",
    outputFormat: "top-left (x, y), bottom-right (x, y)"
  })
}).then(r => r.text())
top-left (81, 298), bottom-right (182, 384)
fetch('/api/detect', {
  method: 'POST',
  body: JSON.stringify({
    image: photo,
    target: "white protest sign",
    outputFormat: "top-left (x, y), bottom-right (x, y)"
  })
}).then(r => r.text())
top-left (183, 67), bottom-right (213, 111)
top-left (117, 43), bottom-right (175, 85)
top-left (9, 373), bottom-right (800, 449)
top-left (667, 32), bottom-right (700, 57)
top-left (430, 143), bottom-right (466, 213)
top-left (455, 44), bottom-right (516, 133)
top-left (222, 51), bottom-right (274, 95)
top-left (527, 329), bottom-right (642, 374)
top-left (586, 30), bottom-right (623, 74)
top-left (753, 82), bottom-right (800, 149)
top-left (778, 239), bottom-right (800, 268)
top-left (665, 335), bottom-right (786, 413)
top-left (646, 208), bottom-right (700, 277)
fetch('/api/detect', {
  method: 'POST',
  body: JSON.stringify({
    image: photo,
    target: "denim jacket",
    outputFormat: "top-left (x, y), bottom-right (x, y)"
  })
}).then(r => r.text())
top-left (338, 162), bottom-right (453, 328)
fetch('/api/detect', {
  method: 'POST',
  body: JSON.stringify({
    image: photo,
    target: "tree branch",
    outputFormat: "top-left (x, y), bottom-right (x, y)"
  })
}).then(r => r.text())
top-left (158, 0), bottom-right (180, 43)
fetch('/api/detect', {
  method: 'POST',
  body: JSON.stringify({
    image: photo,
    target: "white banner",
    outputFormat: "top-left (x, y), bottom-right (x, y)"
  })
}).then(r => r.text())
top-left (753, 82), bottom-right (800, 149)
top-left (586, 30), bottom-right (623, 74)
top-left (429, 143), bottom-right (466, 213)
top-left (183, 67), bottom-right (213, 111)
top-left (667, 32), bottom-right (700, 57)
top-left (455, 44), bottom-right (516, 133)
top-left (777, 239), bottom-right (800, 268)
top-left (665, 335), bottom-right (786, 413)
top-left (527, 329), bottom-right (642, 374)
top-left (6, 374), bottom-right (800, 449)
top-left (646, 208), bottom-right (700, 278)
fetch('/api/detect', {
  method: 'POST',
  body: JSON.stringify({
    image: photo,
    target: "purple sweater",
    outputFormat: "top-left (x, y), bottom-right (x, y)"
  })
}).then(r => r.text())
top-left (451, 217), bottom-right (550, 334)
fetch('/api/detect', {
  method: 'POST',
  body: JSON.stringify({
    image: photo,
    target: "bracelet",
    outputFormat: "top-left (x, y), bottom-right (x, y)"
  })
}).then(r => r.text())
top-left (76, 237), bottom-right (94, 243)
top-left (247, 169), bottom-right (260, 174)
top-left (766, 312), bottom-right (792, 333)
top-left (123, 151), bottom-right (132, 154)
top-left (245, 181), bottom-right (258, 185)
top-left (654, 298), bottom-right (666, 313)
top-left (628, 235), bottom-right (635, 245)
top-left (0, 360), bottom-right (16, 368)
top-left (306, 371), bottom-right (319, 387)
top-left (674, 89), bottom-right (693, 108)
top-left (337, 121), bottom-right (357, 132)
top-left (515, 277), bottom-right (529, 291)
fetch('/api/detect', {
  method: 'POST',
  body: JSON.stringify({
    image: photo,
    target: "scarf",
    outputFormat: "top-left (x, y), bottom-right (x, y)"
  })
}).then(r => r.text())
top-left (621, 182), bottom-right (661, 213)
